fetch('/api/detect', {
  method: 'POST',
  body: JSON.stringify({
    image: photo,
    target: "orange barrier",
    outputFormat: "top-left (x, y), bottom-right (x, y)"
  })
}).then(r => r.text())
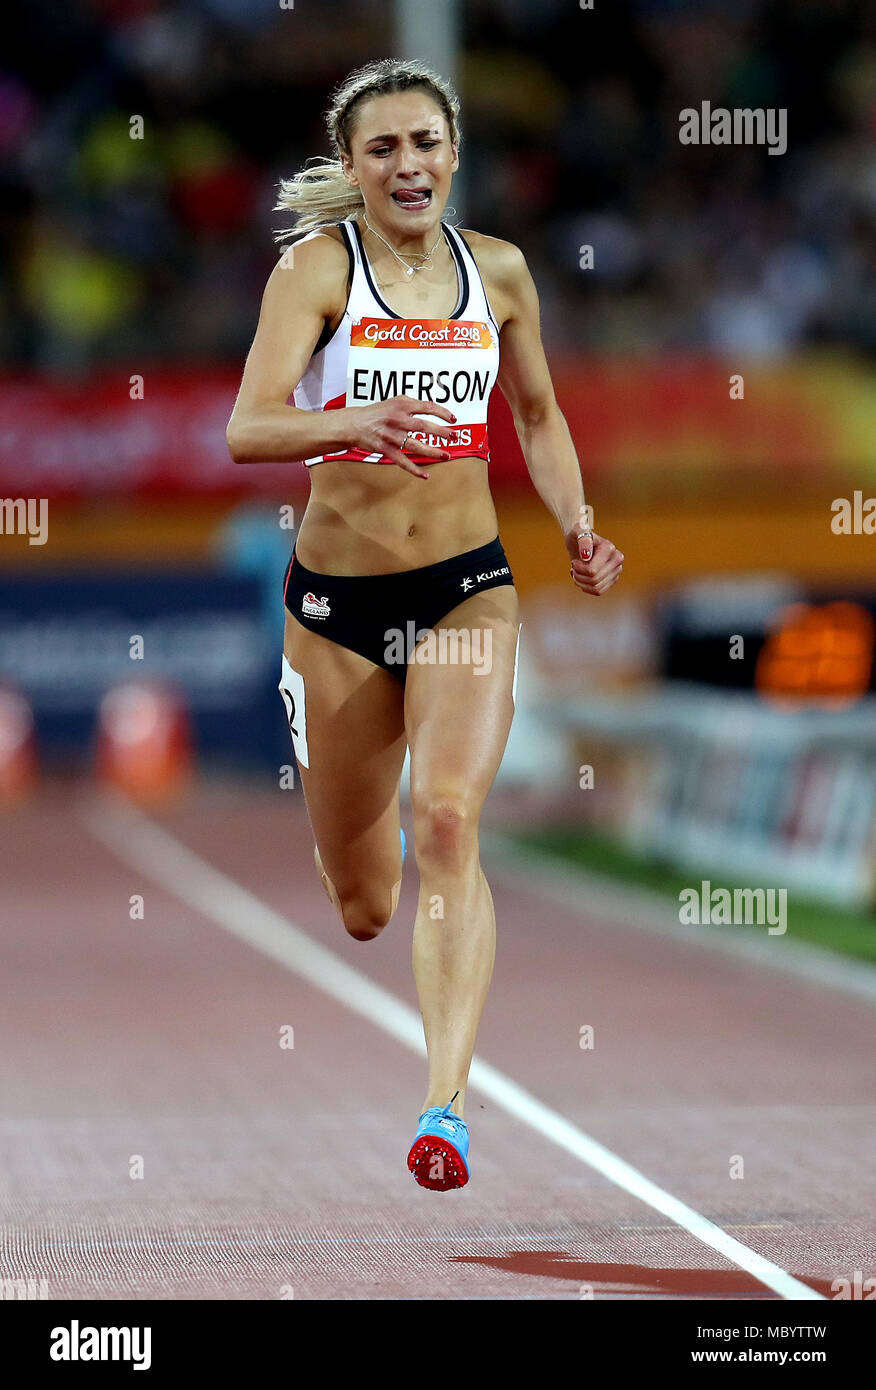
top-left (756, 601), bottom-right (876, 709)
top-left (0, 685), bottom-right (39, 804)
top-left (95, 681), bottom-right (193, 804)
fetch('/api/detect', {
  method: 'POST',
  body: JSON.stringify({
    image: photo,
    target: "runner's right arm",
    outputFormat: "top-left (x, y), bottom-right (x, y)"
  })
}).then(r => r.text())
top-left (226, 237), bottom-right (457, 479)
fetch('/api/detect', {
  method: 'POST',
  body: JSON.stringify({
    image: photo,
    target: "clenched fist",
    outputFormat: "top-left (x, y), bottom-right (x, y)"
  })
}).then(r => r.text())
top-left (566, 528), bottom-right (624, 596)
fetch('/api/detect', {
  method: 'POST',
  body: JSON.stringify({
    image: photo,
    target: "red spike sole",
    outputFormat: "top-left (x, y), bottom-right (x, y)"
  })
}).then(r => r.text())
top-left (407, 1135), bottom-right (469, 1190)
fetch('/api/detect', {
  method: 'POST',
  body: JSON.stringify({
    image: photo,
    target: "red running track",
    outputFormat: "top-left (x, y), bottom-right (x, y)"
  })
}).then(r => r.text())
top-left (1, 783), bottom-right (874, 1300)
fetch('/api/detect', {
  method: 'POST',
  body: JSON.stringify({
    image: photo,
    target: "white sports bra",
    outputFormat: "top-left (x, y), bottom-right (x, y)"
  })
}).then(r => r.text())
top-left (291, 217), bottom-right (501, 467)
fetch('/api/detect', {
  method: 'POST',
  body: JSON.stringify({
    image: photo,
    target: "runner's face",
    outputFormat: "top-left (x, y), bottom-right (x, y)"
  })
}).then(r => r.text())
top-left (343, 91), bottom-right (459, 236)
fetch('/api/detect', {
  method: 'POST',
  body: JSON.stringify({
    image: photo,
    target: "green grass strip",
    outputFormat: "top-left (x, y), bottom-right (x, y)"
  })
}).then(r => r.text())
top-left (511, 828), bottom-right (876, 964)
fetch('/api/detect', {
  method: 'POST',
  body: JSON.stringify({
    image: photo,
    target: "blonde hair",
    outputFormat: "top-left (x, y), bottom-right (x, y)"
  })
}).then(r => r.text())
top-left (274, 58), bottom-right (462, 242)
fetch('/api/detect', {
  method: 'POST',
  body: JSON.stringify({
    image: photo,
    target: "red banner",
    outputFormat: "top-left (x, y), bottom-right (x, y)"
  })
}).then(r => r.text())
top-left (0, 368), bottom-right (525, 496)
top-left (1, 357), bottom-right (871, 498)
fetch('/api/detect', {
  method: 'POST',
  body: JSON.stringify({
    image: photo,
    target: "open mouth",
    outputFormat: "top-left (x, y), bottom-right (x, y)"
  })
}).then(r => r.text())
top-left (391, 189), bottom-right (432, 209)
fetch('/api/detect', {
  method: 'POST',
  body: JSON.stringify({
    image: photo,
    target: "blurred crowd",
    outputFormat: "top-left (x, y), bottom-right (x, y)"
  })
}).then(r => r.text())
top-left (1, 0), bottom-right (874, 370)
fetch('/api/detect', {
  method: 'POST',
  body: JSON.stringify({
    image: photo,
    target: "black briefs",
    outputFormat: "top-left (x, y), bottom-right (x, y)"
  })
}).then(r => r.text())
top-left (283, 536), bottom-right (515, 683)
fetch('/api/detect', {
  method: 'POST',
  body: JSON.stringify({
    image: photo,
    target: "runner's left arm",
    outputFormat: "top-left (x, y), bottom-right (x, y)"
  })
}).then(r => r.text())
top-left (496, 244), bottom-right (624, 597)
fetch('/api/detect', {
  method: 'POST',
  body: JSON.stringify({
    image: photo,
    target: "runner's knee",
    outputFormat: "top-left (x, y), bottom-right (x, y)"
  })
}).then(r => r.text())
top-left (412, 789), bottom-right (478, 870)
top-left (339, 891), bottom-right (397, 941)
top-left (317, 860), bottom-right (401, 941)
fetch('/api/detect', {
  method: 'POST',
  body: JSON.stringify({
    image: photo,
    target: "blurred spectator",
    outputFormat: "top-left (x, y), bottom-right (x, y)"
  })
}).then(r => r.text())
top-left (0, 0), bottom-right (873, 367)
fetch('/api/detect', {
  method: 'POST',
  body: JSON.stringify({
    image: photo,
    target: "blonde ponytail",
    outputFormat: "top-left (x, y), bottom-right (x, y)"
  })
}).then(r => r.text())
top-left (274, 158), bottom-right (363, 240)
top-left (274, 58), bottom-right (462, 242)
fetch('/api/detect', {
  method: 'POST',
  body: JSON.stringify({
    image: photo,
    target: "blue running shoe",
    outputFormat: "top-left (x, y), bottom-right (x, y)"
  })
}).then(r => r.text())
top-left (407, 1091), bottom-right (470, 1190)
top-left (400, 827), bottom-right (406, 864)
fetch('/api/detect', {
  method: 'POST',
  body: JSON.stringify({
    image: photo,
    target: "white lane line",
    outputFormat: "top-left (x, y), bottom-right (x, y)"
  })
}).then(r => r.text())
top-left (81, 792), bottom-right (824, 1302)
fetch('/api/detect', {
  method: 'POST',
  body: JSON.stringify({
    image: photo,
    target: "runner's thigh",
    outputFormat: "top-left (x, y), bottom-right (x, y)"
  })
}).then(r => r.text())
top-left (283, 614), bottom-right (407, 890)
top-left (404, 586), bottom-right (520, 814)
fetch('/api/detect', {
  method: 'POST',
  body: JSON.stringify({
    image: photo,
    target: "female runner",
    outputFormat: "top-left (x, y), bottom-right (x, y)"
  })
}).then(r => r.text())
top-left (226, 58), bottom-right (624, 1191)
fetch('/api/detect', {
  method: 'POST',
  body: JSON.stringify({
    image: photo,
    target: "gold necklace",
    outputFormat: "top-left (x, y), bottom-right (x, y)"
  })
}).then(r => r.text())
top-left (362, 214), bottom-right (444, 277)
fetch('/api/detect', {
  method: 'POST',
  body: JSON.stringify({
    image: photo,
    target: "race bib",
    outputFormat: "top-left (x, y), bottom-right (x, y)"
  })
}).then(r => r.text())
top-left (278, 655), bottom-right (309, 769)
top-left (324, 317), bottom-right (499, 463)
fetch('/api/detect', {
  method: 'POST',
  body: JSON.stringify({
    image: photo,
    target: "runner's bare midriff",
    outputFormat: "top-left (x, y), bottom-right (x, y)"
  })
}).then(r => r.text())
top-left (297, 455), bottom-right (499, 574)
